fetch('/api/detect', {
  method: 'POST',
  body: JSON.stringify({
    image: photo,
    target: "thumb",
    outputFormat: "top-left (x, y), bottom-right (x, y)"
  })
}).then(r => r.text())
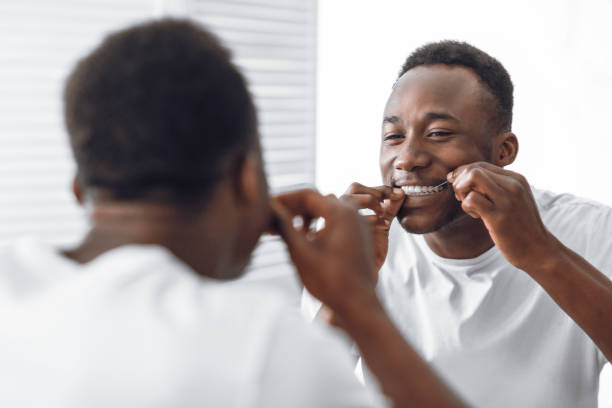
top-left (382, 194), bottom-right (404, 222)
top-left (270, 197), bottom-right (310, 259)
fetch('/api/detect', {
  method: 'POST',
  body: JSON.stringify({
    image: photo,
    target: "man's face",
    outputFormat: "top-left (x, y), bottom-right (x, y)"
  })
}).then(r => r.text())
top-left (380, 64), bottom-right (497, 234)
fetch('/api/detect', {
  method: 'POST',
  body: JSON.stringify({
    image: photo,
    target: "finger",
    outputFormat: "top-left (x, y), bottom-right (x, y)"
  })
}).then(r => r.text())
top-left (447, 163), bottom-right (470, 183)
top-left (448, 162), bottom-right (498, 184)
top-left (461, 190), bottom-right (494, 218)
top-left (341, 193), bottom-right (383, 214)
top-left (381, 194), bottom-right (405, 220)
top-left (477, 167), bottom-right (530, 196)
top-left (270, 196), bottom-right (311, 256)
top-left (373, 185), bottom-right (405, 200)
top-left (448, 161), bottom-right (520, 183)
top-left (470, 161), bottom-right (524, 178)
top-left (451, 166), bottom-right (505, 202)
top-left (363, 214), bottom-right (379, 225)
top-left (273, 191), bottom-right (317, 232)
top-left (344, 182), bottom-right (384, 199)
top-left (274, 189), bottom-right (334, 220)
top-left (454, 164), bottom-right (530, 203)
top-left (344, 183), bottom-right (403, 201)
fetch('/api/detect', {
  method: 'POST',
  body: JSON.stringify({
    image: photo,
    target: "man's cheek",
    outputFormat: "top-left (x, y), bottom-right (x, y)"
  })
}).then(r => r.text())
top-left (379, 157), bottom-right (394, 184)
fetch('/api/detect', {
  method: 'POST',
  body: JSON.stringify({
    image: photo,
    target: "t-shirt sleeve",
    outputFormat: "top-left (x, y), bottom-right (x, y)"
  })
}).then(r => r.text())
top-left (254, 312), bottom-right (388, 408)
top-left (584, 204), bottom-right (612, 368)
top-left (553, 199), bottom-right (612, 368)
top-left (540, 194), bottom-right (612, 369)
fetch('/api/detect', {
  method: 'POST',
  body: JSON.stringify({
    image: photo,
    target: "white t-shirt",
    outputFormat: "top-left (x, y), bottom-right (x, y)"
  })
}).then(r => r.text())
top-left (374, 188), bottom-right (611, 407)
top-left (0, 238), bottom-right (386, 408)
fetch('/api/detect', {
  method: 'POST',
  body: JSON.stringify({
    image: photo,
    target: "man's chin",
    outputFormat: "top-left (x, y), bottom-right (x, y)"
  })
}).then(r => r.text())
top-left (398, 217), bottom-right (444, 234)
top-left (397, 207), bottom-right (467, 235)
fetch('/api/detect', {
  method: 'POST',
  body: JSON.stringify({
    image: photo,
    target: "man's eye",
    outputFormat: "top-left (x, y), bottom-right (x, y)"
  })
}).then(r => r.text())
top-left (428, 131), bottom-right (452, 138)
top-left (384, 134), bottom-right (404, 141)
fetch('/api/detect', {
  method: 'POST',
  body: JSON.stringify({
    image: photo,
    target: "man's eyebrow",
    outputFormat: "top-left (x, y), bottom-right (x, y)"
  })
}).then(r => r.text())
top-left (383, 112), bottom-right (459, 125)
top-left (425, 112), bottom-right (459, 122)
top-left (382, 115), bottom-right (400, 124)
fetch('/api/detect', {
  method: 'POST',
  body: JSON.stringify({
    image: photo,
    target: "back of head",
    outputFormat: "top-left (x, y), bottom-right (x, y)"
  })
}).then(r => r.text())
top-left (399, 40), bottom-right (513, 132)
top-left (64, 18), bottom-right (256, 203)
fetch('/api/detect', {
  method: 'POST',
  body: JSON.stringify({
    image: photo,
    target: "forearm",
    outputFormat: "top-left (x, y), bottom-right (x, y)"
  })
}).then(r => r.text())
top-left (337, 295), bottom-right (465, 408)
top-left (527, 237), bottom-right (612, 361)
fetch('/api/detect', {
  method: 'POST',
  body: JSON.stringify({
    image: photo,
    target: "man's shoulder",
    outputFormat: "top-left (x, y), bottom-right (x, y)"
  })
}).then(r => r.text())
top-left (0, 236), bottom-right (62, 302)
top-left (532, 186), bottom-right (612, 233)
top-left (532, 187), bottom-right (612, 273)
top-left (532, 187), bottom-right (612, 215)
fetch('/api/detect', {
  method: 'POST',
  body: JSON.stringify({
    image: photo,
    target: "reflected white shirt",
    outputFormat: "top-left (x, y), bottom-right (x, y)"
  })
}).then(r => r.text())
top-left (372, 188), bottom-right (611, 407)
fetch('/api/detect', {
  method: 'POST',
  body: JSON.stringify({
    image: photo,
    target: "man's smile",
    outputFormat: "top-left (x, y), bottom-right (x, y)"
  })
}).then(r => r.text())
top-left (393, 180), bottom-right (450, 196)
top-left (399, 181), bottom-right (449, 196)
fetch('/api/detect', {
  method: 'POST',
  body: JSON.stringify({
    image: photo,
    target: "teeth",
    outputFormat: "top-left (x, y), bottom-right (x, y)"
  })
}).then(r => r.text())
top-left (400, 181), bottom-right (448, 196)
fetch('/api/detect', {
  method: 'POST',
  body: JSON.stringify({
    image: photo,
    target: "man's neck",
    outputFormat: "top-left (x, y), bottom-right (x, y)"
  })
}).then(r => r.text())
top-left (423, 214), bottom-right (494, 259)
top-left (62, 202), bottom-right (232, 279)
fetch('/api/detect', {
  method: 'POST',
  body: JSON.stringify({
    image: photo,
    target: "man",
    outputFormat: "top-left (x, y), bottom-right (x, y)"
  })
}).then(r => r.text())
top-left (325, 41), bottom-right (612, 407)
top-left (0, 20), bottom-right (465, 407)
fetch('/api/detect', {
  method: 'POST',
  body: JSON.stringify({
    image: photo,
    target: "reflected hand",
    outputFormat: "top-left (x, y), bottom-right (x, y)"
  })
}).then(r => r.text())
top-left (340, 183), bottom-right (405, 272)
top-left (448, 162), bottom-right (557, 271)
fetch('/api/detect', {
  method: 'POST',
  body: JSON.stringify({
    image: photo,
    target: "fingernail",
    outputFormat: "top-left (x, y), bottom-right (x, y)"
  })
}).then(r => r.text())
top-left (447, 171), bottom-right (454, 182)
top-left (392, 187), bottom-right (404, 197)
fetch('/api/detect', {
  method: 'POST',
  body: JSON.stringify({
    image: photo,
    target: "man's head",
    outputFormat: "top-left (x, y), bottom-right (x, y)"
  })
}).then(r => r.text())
top-left (380, 41), bottom-right (518, 234)
top-left (64, 19), bottom-right (269, 278)
top-left (399, 41), bottom-right (514, 133)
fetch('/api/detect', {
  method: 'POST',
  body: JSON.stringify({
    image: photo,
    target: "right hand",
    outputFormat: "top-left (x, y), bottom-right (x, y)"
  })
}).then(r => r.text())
top-left (271, 189), bottom-right (379, 316)
top-left (340, 183), bottom-right (405, 272)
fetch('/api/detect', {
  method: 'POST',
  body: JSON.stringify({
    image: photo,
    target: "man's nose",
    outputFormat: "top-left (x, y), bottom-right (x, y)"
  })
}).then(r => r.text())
top-left (394, 136), bottom-right (431, 172)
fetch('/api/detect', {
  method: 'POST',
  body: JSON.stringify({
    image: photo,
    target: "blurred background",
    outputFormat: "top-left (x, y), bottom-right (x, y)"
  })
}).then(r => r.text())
top-left (0, 0), bottom-right (610, 403)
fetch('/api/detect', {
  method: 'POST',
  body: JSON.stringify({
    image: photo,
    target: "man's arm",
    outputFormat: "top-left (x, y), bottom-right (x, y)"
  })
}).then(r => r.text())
top-left (530, 239), bottom-right (612, 360)
top-left (449, 162), bottom-right (612, 361)
top-left (272, 190), bottom-right (464, 408)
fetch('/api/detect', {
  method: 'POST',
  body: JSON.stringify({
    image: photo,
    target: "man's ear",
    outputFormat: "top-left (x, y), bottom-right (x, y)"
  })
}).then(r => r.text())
top-left (492, 132), bottom-right (519, 167)
top-left (72, 176), bottom-right (85, 205)
top-left (233, 151), bottom-right (263, 206)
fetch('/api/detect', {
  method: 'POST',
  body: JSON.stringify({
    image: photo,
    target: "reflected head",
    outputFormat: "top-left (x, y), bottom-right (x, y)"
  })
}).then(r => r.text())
top-left (64, 19), bottom-right (257, 204)
top-left (399, 40), bottom-right (513, 132)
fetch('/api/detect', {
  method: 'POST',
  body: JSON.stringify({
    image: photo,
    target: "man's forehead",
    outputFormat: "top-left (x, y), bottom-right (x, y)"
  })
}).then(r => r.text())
top-left (386, 64), bottom-right (486, 114)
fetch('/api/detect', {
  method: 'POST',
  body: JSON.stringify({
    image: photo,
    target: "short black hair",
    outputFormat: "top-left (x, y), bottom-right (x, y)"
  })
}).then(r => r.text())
top-left (64, 18), bottom-right (256, 202)
top-left (398, 40), bottom-right (513, 132)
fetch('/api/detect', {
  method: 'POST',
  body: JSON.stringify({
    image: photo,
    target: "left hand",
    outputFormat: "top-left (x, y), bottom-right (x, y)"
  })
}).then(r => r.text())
top-left (447, 162), bottom-right (558, 271)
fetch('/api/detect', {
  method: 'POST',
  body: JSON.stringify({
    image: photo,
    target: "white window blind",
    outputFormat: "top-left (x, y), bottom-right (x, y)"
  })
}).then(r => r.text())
top-left (185, 0), bottom-right (317, 286)
top-left (0, 0), bottom-right (317, 290)
top-left (0, 1), bottom-right (156, 244)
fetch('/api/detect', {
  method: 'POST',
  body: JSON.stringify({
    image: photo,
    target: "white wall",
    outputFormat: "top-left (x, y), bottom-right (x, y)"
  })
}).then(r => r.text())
top-left (316, 0), bottom-right (611, 405)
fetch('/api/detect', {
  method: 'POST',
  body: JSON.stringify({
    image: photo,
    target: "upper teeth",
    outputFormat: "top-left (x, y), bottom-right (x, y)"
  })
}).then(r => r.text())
top-left (401, 181), bottom-right (448, 195)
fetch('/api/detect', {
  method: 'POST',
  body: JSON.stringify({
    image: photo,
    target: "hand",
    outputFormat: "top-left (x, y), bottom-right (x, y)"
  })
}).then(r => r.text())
top-left (272, 191), bottom-right (468, 408)
top-left (271, 189), bottom-right (379, 315)
top-left (340, 183), bottom-right (405, 272)
top-left (448, 162), bottom-right (557, 271)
